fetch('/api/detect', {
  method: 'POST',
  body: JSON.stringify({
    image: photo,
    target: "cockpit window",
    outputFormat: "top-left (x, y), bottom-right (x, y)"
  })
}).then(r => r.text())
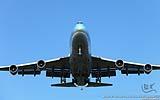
top-left (77, 21), bottom-right (83, 24)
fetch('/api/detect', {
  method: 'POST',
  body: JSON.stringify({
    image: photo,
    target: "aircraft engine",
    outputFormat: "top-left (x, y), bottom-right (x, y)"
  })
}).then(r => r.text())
top-left (37, 60), bottom-right (46, 69)
top-left (115, 60), bottom-right (124, 69)
top-left (9, 65), bottom-right (18, 75)
top-left (144, 64), bottom-right (152, 74)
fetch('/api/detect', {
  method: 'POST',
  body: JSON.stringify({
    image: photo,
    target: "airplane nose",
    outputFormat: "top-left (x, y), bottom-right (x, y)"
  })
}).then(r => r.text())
top-left (74, 21), bottom-right (85, 31)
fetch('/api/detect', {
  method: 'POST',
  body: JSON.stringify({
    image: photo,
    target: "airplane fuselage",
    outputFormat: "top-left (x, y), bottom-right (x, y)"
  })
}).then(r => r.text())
top-left (70, 30), bottom-right (91, 86)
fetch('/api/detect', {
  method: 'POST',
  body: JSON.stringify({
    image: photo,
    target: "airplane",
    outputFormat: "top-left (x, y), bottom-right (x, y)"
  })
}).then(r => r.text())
top-left (0, 21), bottom-right (160, 87)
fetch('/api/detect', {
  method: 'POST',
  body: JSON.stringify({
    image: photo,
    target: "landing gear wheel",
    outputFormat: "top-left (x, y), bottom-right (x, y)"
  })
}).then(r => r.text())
top-left (72, 79), bottom-right (77, 83)
top-left (96, 77), bottom-right (101, 83)
top-left (61, 77), bottom-right (66, 84)
top-left (85, 78), bottom-right (90, 83)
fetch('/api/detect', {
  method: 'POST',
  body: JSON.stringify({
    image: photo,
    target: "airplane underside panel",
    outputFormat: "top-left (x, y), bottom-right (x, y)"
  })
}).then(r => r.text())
top-left (46, 69), bottom-right (70, 78)
top-left (18, 70), bottom-right (41, 75)
top-left (91, 69), bottom-right (116, 78)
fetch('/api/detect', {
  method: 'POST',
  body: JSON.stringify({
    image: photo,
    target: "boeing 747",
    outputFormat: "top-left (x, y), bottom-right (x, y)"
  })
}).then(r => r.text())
top-left (0, 21), bottom-right (160, 87)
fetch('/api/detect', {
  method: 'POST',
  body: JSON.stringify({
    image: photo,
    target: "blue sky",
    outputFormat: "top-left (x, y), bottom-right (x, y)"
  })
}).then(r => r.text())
top-left (0, 0), bottom-right (160, 100)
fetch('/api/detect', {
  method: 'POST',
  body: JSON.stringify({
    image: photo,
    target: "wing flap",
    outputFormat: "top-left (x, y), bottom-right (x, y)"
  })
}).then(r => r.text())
top-left (91, 56), bottom-right (116, 77)
top-left (92, 70), bottom-right (116, 77)
top-left (18, 71), bottom-right (41, 75)
top-left (46, 69), bottom-right (70, 78)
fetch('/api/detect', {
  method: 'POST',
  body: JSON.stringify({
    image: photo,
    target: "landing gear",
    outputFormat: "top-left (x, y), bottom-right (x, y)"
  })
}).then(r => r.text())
top-left (96, 77), bottom-right (101, 83)
top-left (85, 78), bottom-right (90, 83)
top-left (72, 79), bottom-right (77, 83)
top-left (60, 77), bottom-right (66, 84)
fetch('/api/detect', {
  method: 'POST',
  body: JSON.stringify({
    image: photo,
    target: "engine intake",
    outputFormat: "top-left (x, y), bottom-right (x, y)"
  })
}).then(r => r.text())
top-left (9, 65), bottom-right (18, 75)
top-left (37, 60), bottom-right (46, 69)
top-left (144, 64), bottom-right (152, 74)
top-left (115, 60), bottom-right (124, 69)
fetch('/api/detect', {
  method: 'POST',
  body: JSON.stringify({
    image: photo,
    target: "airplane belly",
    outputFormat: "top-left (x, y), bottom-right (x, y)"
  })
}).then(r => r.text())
top-left (70, 29), bottom-right (91, 86)
top-left (70, 55), bottom-right (90, 77)
top-left (70, 55), bottom-right (91, 86)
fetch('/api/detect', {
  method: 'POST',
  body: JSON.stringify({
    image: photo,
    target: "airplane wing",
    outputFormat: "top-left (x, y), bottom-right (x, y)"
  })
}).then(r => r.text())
top-left (91, 56), bottom-right (116, 78)
top-left (0, 57), bottom-right (70, 78)
top-left (91, 56), bottom-right (160, 77)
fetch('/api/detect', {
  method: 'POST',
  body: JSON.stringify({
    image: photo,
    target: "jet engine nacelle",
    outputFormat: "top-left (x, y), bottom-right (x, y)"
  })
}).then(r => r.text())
top-left (9, 65), bottom-right (18, 75)
top-left (144, 64), bottom-right (152, 74)
top-left (115, 60), bottom-right (124, 69)
top-left (37, 60), bottom-right (46, 69)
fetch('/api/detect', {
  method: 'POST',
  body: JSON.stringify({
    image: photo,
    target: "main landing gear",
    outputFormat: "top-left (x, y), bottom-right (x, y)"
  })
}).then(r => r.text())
top-left (60, 77), bottom-right (66, 84)
top-left (96, 77), bottom-right (101, 83)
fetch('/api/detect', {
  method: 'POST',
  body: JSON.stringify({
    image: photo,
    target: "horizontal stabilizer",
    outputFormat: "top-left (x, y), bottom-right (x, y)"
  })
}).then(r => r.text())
top-left (51, 82), bottom-right (76, 87)
top-left (51, 82), bottom-right (112, 87)
top-left (87, 82), bottom-right (112, 87)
